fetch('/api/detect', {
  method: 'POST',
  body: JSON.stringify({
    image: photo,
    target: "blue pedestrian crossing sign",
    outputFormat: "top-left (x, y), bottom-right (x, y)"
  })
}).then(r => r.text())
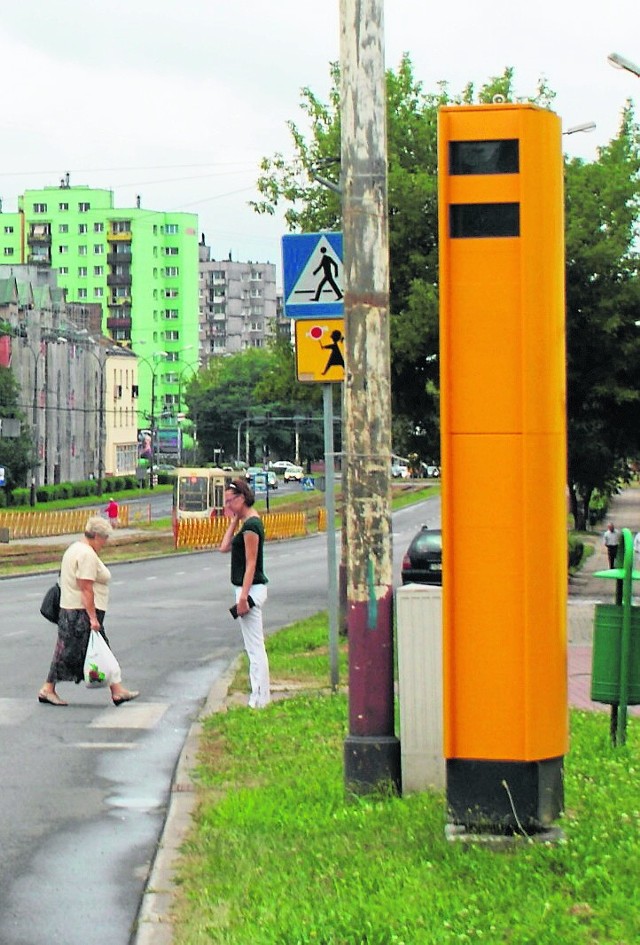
top-left (282, 232), bottom-right (344, 318)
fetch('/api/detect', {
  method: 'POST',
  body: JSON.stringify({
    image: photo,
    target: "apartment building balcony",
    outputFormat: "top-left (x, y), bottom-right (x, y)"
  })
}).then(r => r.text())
top-left (27, 251), bottom-right (52, 266)
top-left (107, 230), bottom-right (132, 242)
top-left (27, 227), bottom-right (52, 245)
top-left (107, 273), bottom-right (132, 288)
top-left (109, 296), bottom-right (132, 308)
top-left (106, 315), bottom-right (132, 333)
top-left (107, 250), bottom-right (132, 265)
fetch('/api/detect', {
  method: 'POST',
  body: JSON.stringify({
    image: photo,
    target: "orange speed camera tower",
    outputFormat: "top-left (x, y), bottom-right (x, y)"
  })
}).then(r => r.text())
top-left (438, 104), bottom-right (567, 834)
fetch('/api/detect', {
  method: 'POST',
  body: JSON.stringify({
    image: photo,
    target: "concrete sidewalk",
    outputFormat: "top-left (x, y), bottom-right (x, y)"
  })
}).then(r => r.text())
top-left (568, 483), bottom-right (640, 714)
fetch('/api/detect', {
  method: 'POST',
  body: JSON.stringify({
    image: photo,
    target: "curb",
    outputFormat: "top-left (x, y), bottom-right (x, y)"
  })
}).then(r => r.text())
top-left (131, 657), bottom-right (241, 945)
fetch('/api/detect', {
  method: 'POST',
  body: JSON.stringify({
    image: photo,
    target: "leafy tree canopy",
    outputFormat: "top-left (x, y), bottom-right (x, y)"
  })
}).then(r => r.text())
top-left (252, 58), bottom-right (557, 462)
top-left (0, 365), bottom-right (34, 494)
top-left (185, 338), bottom-right (338, 466)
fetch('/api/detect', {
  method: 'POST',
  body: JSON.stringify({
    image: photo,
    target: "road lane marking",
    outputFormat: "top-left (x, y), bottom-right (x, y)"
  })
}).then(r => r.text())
top-left (90, 703), bottom-right (168, 729)
top-left (71, 742), bottom-right (137, 749)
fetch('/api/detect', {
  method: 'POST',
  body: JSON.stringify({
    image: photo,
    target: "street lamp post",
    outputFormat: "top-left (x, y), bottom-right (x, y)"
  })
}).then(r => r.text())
top-left (607, 52), bottom-right (640, 78)
top-left (176, 358), bottom-right (201, 466)
top-left (137, 351), bottom-right (168, 490)
top-left (84, 344), bottom-right (105, 496)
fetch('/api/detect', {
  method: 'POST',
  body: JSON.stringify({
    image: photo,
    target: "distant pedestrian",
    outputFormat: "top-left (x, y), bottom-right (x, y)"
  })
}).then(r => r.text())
top-left (105, 498), bottom-right (119, 527)
top-left (603, 522), bottom-right (620, 568)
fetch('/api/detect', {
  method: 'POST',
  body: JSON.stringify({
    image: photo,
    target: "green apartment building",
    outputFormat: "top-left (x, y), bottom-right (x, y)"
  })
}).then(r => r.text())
top-left (0, 182), bottom-right (199, 431)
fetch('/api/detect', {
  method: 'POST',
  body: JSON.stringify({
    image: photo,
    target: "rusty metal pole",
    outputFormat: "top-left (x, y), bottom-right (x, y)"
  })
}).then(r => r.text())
top-left (340, 0), bottom-right (401, 793)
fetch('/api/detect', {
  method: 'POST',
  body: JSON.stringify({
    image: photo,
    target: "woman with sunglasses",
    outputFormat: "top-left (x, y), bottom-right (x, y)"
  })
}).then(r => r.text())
top-left (220, 478), bottom-right (270, 708)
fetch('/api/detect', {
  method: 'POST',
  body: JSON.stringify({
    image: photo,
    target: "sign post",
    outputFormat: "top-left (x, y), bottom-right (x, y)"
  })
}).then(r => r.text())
top-left (283, 233), bottom-right (345, 690)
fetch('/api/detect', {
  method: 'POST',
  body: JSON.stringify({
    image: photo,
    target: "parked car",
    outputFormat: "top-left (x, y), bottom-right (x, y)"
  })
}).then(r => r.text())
top-left (270, 460), bottom-right (295, 472)
top-left (283, 464), bottom-right (304, 482)
top-left (391, 463), bottom-right (409, 479)
top-left (246, 467), bottom-right (278, 489)
top-left (401, 526), bottom-right (442, 585)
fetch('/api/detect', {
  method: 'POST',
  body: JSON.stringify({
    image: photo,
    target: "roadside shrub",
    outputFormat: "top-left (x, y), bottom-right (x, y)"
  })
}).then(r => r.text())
top-left (8, 488), bottom-right (29, 507)
top-left (588, 490), bottom-right (609, 526)
top-left (568, 536), bottom-right (584, 569)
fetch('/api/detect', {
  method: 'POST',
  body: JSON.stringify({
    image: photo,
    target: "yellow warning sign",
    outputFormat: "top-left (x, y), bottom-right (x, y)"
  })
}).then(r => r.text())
top-left (295, 318), bottom-right (345, 383)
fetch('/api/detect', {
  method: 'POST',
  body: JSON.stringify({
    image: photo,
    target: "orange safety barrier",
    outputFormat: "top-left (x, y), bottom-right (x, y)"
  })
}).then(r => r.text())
top-left (0, 505), bottom-right (131, 539)
top-left (174, 511), bottom-right (308, 549)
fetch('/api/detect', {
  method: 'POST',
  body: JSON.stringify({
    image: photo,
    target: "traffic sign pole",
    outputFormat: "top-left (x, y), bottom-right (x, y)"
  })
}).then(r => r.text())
top-left (323, 384), bottom-right (340, 691)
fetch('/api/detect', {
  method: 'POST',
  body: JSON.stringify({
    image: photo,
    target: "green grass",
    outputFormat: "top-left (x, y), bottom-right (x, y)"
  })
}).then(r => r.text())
top-left (171, 616), bottom-right (640, 945)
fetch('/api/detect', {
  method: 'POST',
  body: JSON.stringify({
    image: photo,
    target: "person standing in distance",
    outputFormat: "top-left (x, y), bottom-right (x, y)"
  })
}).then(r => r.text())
top-left (219, 479), bottom-right (270, 708)
top-left (603, 522), bottom-right (620, 569)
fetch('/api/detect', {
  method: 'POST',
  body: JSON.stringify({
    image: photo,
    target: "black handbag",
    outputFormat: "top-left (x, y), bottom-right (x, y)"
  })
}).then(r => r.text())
top-left (40, 583), bottom-right (61, 624)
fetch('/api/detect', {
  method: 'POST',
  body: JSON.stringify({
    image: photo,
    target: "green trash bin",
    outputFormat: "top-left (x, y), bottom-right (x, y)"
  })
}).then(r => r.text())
top-left (590, 604), bottom-right (640, 705)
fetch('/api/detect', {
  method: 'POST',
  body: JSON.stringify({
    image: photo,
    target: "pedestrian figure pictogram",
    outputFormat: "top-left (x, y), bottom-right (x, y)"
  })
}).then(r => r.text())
top-left (313, 247), bottom-right (343, 302)
top-left (320, 328), bottom-right (345, 375)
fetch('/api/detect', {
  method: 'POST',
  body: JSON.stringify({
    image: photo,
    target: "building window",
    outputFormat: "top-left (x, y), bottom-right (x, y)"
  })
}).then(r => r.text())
top-left (59, 202), bottom-right (69, 211)
top-left (78, 266), bottom-right (88, 277)
top-left (94, 244), bottom-right (104, 254)
top-left (164, 266), bottom-right (179, 277)
top-left (164, 289), bottom-right (179, 299)
top-left (33, 203), bottom-right (47, 213)
top-left (164, 247), bottom-right (179, 255)
top-left (165, 330), bottom-right (179, 341)
top-left (94, 287), bottom-right (104, 298)
top-left (78, 288), bottom-right (88, 299)
top-left (94, 222), bottom-right (104, 232)
top-left (59, 266), bottom-right (68, 275)
top-left (78, 223), bottom-right (88, 234)
top-left (164, 223), bottom-right (179, 234)
top-left (3, 225), bottom-right (14, 234)
top-left (3, 247), bottom-right (14, 256)
top-left (78, 245), bottom-right (88, 256)
top-left (93, 266), bottom-right (104, 276)
top-left (59, 224), bottom-right (69, 234)
top-left (112, 220), bottom-right (131, 234)
top-left (79, 202), bottom-right (90, 212)
top-left (59, 246), bottom-right (69, 255)
top-left (165, 309), bottom-right (179, 319)
top-left (165, 352), bottom-right (179, 362)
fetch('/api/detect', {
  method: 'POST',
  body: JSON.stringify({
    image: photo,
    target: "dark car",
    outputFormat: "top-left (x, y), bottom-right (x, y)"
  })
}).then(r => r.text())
top-left (401, 526), bottom-right (442, 585)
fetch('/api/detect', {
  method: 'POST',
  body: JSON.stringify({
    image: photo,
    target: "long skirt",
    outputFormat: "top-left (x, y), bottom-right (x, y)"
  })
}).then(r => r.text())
top-left (46, 608), bottom-right (113, 685)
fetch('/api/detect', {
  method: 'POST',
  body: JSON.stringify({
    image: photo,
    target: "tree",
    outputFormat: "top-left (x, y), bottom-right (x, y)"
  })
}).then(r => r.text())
top-left (565, 103), bottom-right (640, 528)
top-left (185, 341), bottom-right (331, 465)
top-left (0, 365), bottom-right (34, 496)
top-left (253, 58), bottom-right (556, 462)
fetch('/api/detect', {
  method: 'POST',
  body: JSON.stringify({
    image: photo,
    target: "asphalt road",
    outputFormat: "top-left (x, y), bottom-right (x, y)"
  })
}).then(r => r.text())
top-left (0, 497), bottom-right (438, 945)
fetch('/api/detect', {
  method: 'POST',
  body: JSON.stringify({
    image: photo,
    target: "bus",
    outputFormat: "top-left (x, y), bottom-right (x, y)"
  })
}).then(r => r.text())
top-left (172, 467), bottom-right (231, 526)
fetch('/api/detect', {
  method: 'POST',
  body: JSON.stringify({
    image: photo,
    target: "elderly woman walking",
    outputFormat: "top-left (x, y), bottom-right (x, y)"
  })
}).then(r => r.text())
top-left (219, 478), bottom-right (270, 708)
top-left (37, 516), bottom-right (139, 707)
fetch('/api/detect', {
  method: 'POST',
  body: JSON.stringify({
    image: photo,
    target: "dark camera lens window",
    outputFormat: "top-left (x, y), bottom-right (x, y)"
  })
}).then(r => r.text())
top-left (450, 203), bottom-right (520, 239)
top-left (449, 140), bottom-right (519, 175)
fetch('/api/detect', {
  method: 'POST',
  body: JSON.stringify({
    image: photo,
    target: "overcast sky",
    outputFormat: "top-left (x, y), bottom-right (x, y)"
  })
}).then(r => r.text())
top-left (0, 1), bottom-right (637, 283)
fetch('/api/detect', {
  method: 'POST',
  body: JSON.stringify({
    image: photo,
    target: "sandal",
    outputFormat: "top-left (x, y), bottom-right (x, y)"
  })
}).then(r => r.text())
top-left (38, 690), bottom-right (68, 706)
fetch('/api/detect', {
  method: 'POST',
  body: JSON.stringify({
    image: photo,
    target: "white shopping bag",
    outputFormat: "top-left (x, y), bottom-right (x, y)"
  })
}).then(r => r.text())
top-left (83, 631), bottom-right (121, 688)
